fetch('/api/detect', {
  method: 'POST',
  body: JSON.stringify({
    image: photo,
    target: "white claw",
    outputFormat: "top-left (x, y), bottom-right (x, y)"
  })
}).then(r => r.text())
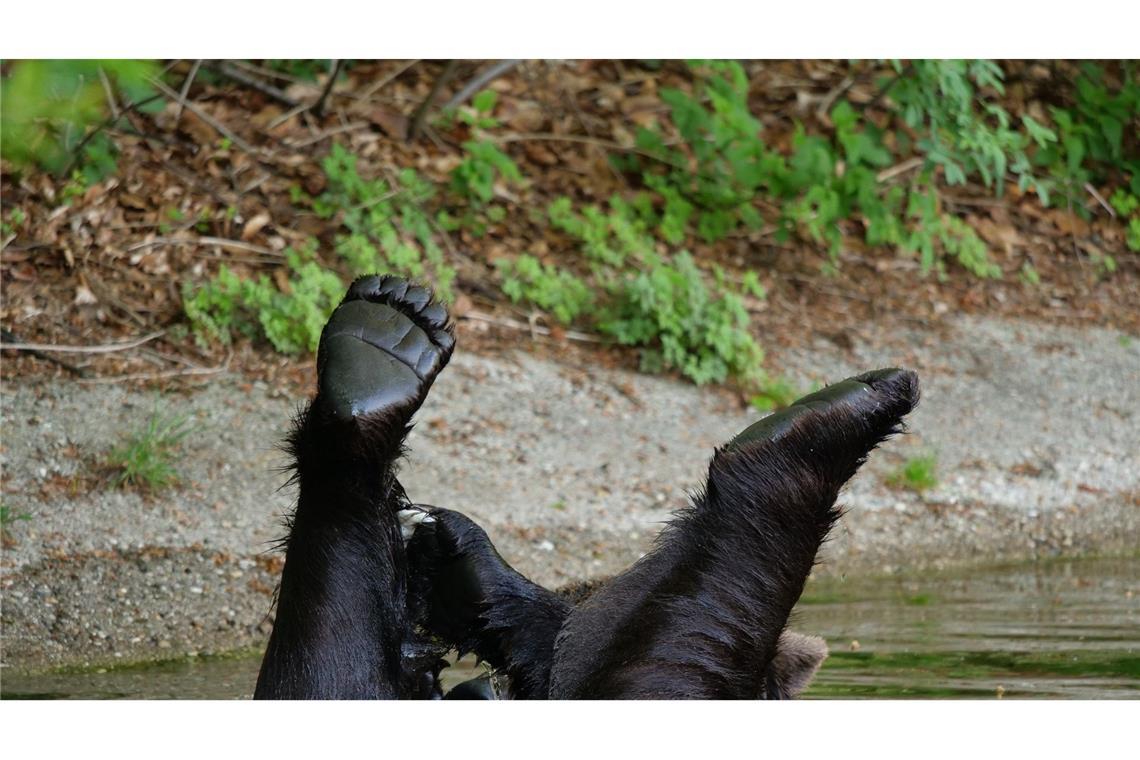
top-left (397, 508), bottom-right (436, 542)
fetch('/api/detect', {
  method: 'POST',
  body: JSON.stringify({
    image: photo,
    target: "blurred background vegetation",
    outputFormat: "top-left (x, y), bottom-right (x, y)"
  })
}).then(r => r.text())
top-left (2, 59), bottom-right (1137, 400)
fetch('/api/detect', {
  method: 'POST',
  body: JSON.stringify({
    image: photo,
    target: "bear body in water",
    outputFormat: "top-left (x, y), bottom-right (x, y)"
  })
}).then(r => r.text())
top-left (255, 275), bottom-right (919, 699)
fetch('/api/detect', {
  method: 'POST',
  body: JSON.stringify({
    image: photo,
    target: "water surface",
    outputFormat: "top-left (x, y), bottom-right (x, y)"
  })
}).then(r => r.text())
top-left (3, 557), bottom-right (1136, 699)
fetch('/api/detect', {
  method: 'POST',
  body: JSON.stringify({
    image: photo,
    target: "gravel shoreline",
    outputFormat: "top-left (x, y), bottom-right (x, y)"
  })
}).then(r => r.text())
top-left (2, 313), bottom-right (1137, 673)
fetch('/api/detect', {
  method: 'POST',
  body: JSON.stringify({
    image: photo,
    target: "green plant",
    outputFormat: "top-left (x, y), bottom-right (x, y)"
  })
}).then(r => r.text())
top-left (885, 60), bottom-right (1052, 200)
top-left (497, 254), bottom-right (594, 324)
top-left (1035, 63), bottom-right (1140, 207)
top-left (2, 208), bottom-right (28, 237)
top-left (450, 140), bottom-right (522, 205)
top-left (600, 252), bottom-right (763, 385)
top-left (0, 505), bottom-right (33, 528)
top-left (750, 375), bottom-right (806, 411)
top-left (183, 242), bottom-right (344, 353)
top-left (887, 453), bottom-right (939, 492)
top-left (629, 60), bottom-right (1011, 278)
top-left (540, 197), bottom-right (765, 385)
top-left (1110, 190), bottom-right (1140, 252)
top-left (107, 409), bottom-right (194, 492)
top-left (1, 60), bottom-right (163, 181)
top-left (315, 144), bottom-right (456, 300)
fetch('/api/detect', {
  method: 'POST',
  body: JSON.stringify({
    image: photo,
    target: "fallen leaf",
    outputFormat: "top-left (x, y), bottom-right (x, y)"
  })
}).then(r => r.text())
top-left (241, 212), bottom-right (272, 241)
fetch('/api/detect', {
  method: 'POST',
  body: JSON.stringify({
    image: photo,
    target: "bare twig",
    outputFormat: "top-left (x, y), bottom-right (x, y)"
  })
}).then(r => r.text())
top-left (461, 310), bottom-right (608, 344)
top-left (312, 60), bottom-right (344, 117)
top-left (149, 77), bottom-right (263, 156)
top-left (357, 60), bottom-right (420, 100)
top-left (876, 157), bottom-right (926, 183)
top-left (816, 75), bottom-right (854, 120)
top-left (62, 92), bottom-right (165, 177)
top-left (494, 131), bottom-right (689, 173)
top-left (174, 60), bottom-right (203, 125)
top-left (78, 362), bottom-right (228, 385)
top-left (286, 121), bottom-right (371, 149)
top-left (97, 66), bottom-right (121, 120)
top-left (266, 101), bottom-right (311, 131)
top-left (0, 330), bottom-right (165, 354)
top-left (407, 60), bottom-right (459, 141)
top-left (442, 60), bottom-right (522, 111)
top-left (0, 328), bottom-right (91, 377)
top-left (1084, 182), bottom-right (1116, 218)
top-left (209, 61), bottom-right (298, 107)
top-left (126, 236), bottom-right (280, 256)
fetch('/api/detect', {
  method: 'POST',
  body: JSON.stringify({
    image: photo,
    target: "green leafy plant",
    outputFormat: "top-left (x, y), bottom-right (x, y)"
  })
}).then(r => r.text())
top-left (183, 242), bottom-right (344, 353)
top-left (107, 409), bottom-right (194, 492)
top-left (629, 60), bottom-right (1011, 278)
top-left (600, 252), bottom-right (762, 384)
top-left (0, 505), bottom-right (33, 528)
top-left (887, 453), bottom-right (939, 492)
top-left (450, 140), bottom-right (523, 205)
top-left (750, 375), bottom-right (807, 411)
top-left (315, 144), bottom-right (456, 300)
top-left (513, 197), bottom-right (765, 385)
top-left (885, 60), bottom-right (1051, 200)
top-left (1, 60), bottom-right (163, 181)
top-left (1110, 190), bottom-right (1140, 252)
top-left (497, 254), bottom-right (594, 323)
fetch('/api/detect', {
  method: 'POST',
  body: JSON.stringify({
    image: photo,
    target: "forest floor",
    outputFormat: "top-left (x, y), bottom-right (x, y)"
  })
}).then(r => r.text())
top-left (1, 60), bottom-right (1138, 673)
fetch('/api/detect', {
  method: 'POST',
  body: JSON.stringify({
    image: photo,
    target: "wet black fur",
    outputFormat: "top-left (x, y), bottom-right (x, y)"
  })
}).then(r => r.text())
top-left (408, 370), bottom-right (919, 699)
top-left (254, 276), bottom-right (452, 700)
top-left (254, 274), bottom-right (919, 700)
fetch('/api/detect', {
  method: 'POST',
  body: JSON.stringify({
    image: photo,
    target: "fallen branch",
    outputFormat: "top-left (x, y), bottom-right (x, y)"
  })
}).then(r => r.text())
top-left (149, 77), bottom-right (263, 156)
top-left (174, 60), bottom-right (203, 125)
top-left (126, 236), bottom-right (280, 256)
top-left (356, 60), bottom-right (420, 100)
top-left (286, 121), bottom-right (371, 149)
top-left (461, 310), bottom-right (608, 344)
top-left (442, 60), bottom-right (522, 111)
top-left (1084, 182), bottom-right (1115, 218)
top-left (0, 330), bottom-right (165, 354)
top-left (0, 328), bottom-right (91, 377)
top-left (876, 157), bottom-right (925, 183)
top-left (209, 61), bottom-right (299, 108)
top-left (312, 60), bottom-right (344, 117)
top-left (407, 60), bottom-right (459, 141)
top-left (77, 363), bottom-right (228, 385)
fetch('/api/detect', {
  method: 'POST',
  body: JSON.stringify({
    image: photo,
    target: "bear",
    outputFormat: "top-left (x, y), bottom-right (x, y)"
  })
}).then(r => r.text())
top-left (254, 275), bottom-right (919, 700)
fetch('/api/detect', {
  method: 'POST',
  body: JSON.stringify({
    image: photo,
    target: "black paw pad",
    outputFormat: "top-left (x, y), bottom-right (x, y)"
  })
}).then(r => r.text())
top-left (317, 275), bottom-right (455, 422)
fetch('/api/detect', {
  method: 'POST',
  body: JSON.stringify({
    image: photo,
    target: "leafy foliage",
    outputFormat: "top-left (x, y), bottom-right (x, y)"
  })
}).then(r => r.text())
top-left (106, 409), bottom-right (194, 492)
top-left (315, 144), bottom-right (457, 300)
top-left (451, 140), bottom-right (523, 205)
top-left (629, 60), bottom-right (1136, 280)
top-left (0, 505), bottom-right (33, 528)
top-left (600, 251), bottom-right (762, 384)
top-left (887, 453), bottom-right (939, 492)
top-left (497, 255), bottom-right (595, 323)
top-left (502, 198), bottom-right (764, 385)
top-left (183, 243), bottom-right (344, 353)
top-left (1, 60), bottom-right (162, 181)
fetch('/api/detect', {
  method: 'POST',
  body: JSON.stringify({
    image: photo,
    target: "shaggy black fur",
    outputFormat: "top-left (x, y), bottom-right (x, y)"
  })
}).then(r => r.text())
top-left (254, 275), bottom-right (454, 699)
top-left (547, 368), bottom-right (919, 698)
top-left (254, 273), bottom-right (919, 700)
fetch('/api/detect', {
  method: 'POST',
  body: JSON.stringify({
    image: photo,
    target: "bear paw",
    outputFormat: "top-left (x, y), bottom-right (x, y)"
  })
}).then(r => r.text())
top-left (315, 275), bottom-right (455, 423)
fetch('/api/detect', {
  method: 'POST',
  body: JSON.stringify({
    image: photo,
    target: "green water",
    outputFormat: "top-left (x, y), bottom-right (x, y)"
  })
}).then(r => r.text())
top-left (2, 557), bottom-right (1136, 699)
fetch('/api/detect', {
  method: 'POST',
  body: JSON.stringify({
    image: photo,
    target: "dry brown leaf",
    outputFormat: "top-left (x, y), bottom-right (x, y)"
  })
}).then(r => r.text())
top-left (241, 212), bottom-right (272, 241)
top-left (367, 107), bottom-right (408, 139)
